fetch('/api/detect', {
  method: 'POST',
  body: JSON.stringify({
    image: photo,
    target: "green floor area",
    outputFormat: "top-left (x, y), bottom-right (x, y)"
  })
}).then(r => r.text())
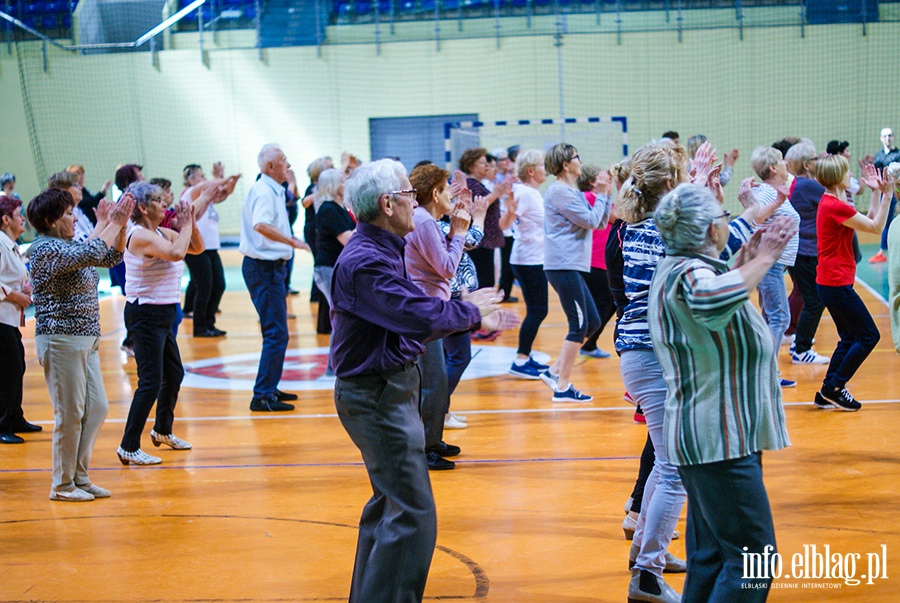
top-left (856, 243), bottom-right (892, 302)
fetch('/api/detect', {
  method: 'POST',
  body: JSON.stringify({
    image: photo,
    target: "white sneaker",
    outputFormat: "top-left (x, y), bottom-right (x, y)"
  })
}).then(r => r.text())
top-left (449, 412), bottom-right (467, 423)
top-left (77, 483), bottom-right (111, 498)
top-left (781, 333), bottom-right (795, 347)
top-left (117, 447), bottom-right (162, 466)
top-left (791, 349), bottom-right (830, 365)
top-left (50, 488), bottom-right (94, 502)
top-left (150, 429), bottom-right (192, 450)
top-left (444, 414), bottom-right (467, 429)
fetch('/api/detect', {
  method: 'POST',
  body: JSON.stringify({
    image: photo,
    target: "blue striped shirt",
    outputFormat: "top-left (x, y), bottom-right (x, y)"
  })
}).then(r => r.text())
top-left (615, 216), bottom-right (753, 352)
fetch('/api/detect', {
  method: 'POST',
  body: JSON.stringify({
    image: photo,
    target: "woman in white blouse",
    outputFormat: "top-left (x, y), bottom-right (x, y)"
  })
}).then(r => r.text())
top-left (0, 196), bottom-right (38, 444)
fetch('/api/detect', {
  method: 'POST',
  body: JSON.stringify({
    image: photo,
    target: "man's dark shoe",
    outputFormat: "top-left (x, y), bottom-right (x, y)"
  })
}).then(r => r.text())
top-left (13, 421), bottom-right (42, 433)
top-left (250, 395), bottom-right (295, 412)
top-left (427, 441), bottom-right (460, 457)
top-left (426, 451), bottom-right (455, 470)
top-left (0, 433), bottom-right (25, 444)
top-left (195, 328), bottom-right (225, 338)
top-left (275, 389), bottom-right (298, 402)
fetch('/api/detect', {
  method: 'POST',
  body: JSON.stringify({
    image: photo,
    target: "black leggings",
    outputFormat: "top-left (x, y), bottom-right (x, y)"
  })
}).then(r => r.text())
top-left (184, 249), bottom-right (225, 334)
top-left (511, 264), bottom-right (548, 356)
top-left (545, 269), bottom-right (600, 343)
top-left (580, 266), bottom-right (616, 351)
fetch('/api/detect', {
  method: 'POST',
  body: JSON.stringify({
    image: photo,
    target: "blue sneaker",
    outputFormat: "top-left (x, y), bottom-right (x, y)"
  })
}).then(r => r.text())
top-left (580, 348), bottom-right (611, 359)
top-left (527, 356), bottom-right (550, 371)
top-left (509, 360), bottom-right (541, 379)
top-left (552, 385), bottom-right (593, 403)
top-left (539, 369), bottom-right (559, 390)
top-left (780, 378), bottom-right (796, 388)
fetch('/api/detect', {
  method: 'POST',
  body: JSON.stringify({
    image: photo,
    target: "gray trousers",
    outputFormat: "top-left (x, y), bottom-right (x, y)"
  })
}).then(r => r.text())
top-left (335, 363), bottom-right (436, 603)
top-left (419, 338), bottom-right (449, 450)
top-left (36, 335), bottom-right (109, 493)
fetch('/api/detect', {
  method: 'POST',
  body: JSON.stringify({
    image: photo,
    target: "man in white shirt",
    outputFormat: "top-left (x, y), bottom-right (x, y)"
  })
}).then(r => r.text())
top-left (240, 144), bottom-right (309, 411)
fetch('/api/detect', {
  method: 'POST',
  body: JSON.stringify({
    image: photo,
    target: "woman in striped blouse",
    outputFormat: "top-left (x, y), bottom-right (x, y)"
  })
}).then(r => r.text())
top-left (649, 183), bottom-right (794, 602)
top-left (117, 181), bottom-right (204, 466)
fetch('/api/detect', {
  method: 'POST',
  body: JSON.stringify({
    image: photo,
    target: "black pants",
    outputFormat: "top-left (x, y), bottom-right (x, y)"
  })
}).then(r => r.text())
top-left (468, 246), bottom-right (496, 291)
top-left (785, 254), bottom-right (824, 354)
top-left (498, 235), bottom-right (516, 299)
top-left (0, 324), bottom-right (26, 433)
top-left (580, 266), bottom-right (616, 351)
top-left (121, 302), bottom-right (183, 451)
top-left (184, 249), bottom-right (225, 334)
top-left (510, 264), bottom-right (548, 357)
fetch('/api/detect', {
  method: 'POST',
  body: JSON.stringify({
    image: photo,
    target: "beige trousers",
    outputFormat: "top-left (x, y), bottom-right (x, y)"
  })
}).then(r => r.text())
top-left (35, 335), bottom-right (109, 493)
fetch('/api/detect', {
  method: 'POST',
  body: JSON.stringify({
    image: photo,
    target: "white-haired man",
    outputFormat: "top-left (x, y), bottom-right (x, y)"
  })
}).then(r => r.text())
top-left (240, 144), bottom-right (309, 411)
top-left (332, 159), bottom-right (516, 603)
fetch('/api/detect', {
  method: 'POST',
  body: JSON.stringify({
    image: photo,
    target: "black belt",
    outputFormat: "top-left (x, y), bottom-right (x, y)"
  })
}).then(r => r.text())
top-left (250, 257), bottom-right (288, 267)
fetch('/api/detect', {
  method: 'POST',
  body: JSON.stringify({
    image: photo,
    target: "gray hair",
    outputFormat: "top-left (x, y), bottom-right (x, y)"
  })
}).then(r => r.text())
top-left (126, 181), bottom-right (163, 222)
top-left (750, 146), bottom-right (783, 180)
top-left (257, 144), bottom-right (283, 170)
top-left (785, 141), bottom-right (817, 176)
top-left (515, 149), bottom-right (544, 181)
top-left (314, 168), bottom-right (343, 211)
top-left (653, 183), bottom-right (721, 255)
top-left (343, 158), bottom-right (407, 224)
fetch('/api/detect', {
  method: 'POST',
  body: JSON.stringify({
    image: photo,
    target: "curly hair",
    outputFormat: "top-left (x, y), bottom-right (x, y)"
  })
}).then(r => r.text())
top-left (409, 164), bottom-right (450, 209)
top-left (617, 142), bottom-right (688, 224)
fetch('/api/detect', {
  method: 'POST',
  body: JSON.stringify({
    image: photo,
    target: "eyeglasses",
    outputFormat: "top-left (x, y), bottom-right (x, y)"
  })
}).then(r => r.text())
top-left (713, 210), bottom-right (731, 221)
top-left (390, 189), bottom-right (417, 198)
top-left (569, 154), bottom-right (581, 162)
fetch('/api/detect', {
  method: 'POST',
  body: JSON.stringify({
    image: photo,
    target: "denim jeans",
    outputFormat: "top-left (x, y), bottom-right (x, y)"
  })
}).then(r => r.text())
top-left (243, 257), bottom-right (290, 398)
top-left (678, 452), bottom-right (776, 603)
top-left (817, 284), bottom-right (880, 390)
top-left (121, 302), bottom-right (183, 452)
top-left (419, 338), bottom-right (449, 449)
top-left (510, 264), bottom-right (548, 357)
top-left (620, 349), bottom-right (686, 577)
top-left (786, 255), bottom-right (824, 354)
top-left (757, 262), bottom-right (789, 346)
top-left (443, 328), bottom-right (472, 396)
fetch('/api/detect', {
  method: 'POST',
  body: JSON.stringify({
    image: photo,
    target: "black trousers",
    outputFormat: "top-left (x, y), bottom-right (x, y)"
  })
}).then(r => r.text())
top-left (120, 303), bottom-right (183, 451)
top-left (0, 324), bottom-right (26, 433)
top-left (498, 235), bottom-right (516, 299)
top-left (785, 254), bottom-right (824, 354)
top-left (580, 266), bottom-right (616, 351)
top-left (184, 249), bottom-right (225, 334)
top-left (468, 246), bottom-right (496, 291)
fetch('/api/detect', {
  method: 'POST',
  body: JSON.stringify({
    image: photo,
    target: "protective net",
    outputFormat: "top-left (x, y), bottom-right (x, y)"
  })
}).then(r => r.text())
top-left (2, 1), bottom-right (899, 237)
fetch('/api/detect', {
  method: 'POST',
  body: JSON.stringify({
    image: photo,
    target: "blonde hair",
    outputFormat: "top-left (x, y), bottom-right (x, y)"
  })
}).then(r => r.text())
top-left (617, 142), bottom-right (688, 224)
top-left (785, 142), bottom-right (817, 177)
top-left (515, 149), bottom-right (544, 181)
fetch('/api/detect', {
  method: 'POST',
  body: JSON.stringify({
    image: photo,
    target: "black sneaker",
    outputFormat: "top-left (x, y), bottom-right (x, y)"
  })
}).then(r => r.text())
top-left (426, 451), bottom-right (455, 470)
top-left (275, 389), bottom-right (299, 401)
top-left (818, 387), bottom-right (861, 412)
top-left (427, 441), bottom-right (461, 457)
top-left (813, 392), bottom-right (833, 410)
top-left (250, 394), bottom-right (295, 412)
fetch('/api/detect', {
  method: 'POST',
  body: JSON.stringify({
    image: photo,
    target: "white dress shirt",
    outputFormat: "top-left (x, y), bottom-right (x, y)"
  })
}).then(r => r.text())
top-left (0, 229), bottom-right (28, 328)
top-left (239, 174), bottom-right (293, 261)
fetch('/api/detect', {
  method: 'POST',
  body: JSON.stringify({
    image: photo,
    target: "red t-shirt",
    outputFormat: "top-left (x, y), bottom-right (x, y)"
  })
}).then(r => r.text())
top-left (816, 193), bottom-right (859, 287)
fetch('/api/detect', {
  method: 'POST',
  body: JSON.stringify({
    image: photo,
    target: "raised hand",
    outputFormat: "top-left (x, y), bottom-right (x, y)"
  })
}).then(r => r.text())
top-left (737, 177), bottom-right (758, 209)
top-left (724, 148), bottom-right (739, 168)
top-left (212, 161), bottom-right (225, 179)
top-left (112, 194), bottom-right (136, 228)
top-left (504, 194), bottom-right (519, 217)
top-left (175, 199), bottom-right (194, 228)
top-left (453, 169), bottom-right (468, 187)
top-left (757, 216), bottom-right (797, 261)
top-left (449, 206), bottom-right (471, 237)
top-left (880, 167), bottom-right (898, 194)
top-left (471, 195), bottom-right (489, 221)
top-left (861, 163), bottom-right (881, 190)
top-left (707, 164), bottom-right (725, 204)
top-left (447, 179), bottom-right (465, 200)
top-left (94, 197), bottom-right (114, 227)
top-left (594, 170), bottom-right (613, 196)
top-left (691, 141), bottom-right (718, 187)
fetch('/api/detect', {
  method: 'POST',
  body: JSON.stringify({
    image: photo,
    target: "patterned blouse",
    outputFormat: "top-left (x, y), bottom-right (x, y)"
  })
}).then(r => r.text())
top-left (439, 218), bottom-right (484, 299)
top-left (466, 178), bottom-right (504, 249)
top-left (28, 236), bottom-right (123, 336)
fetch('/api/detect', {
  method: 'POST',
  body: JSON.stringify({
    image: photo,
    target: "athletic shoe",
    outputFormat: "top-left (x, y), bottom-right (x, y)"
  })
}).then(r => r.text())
top-left (781, 333), bottom-right (795, 347)
top-left (791, 349), bottom-right (830, 365)
top-left (509, 358), bottom-right (543, 379)
top-left (813, 392), bottom-right (833, 409)
top-left (449, 411), bottom-right (467, 423)
top-left (818, 387), bottom-right (861, 412)
top-left (444, 414), bottom-right (467, 429)
top-left (580, 348), bottom-right (611, 359)
top-left (539, 369), bottom-right (559, 390)
top-left (869, 250), bottom-right (888, 264)
top-left (633, 408), bottom-right (646, 424)
top-left (623, 392), bottom-right (637, 406)
top-left (552, 385), bottom-right (592, 402)
top-left (779, 378), bottom-right (797, 388)
top-left (77, 483), bottom-right (111, 498)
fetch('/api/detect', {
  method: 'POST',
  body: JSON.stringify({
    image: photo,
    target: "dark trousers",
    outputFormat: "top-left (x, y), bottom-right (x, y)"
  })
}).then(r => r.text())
top-left (334, 364), bottom-right (436, 603)
top-left (629, 433), bottom-right (654, 513)
top-left (184, 249), bottom-right (225, 334)
top-left (242, 257), bottom-right (289, 398)
top-left (786, 254), bottom-right (824, 354)
top-left (881, 194), bottom-right (897, 250)
top-left (121, 302), bottom-right (183, 451)
top-left (0, 324), bottom-right (26, 433)
top-left (580, 266), bottom-right (616, 351)
top-left (545, 269), bottom-right (601, 342)
top-left (468, 246), bottom-right (496, 291)
top-left (817, 284), bottom-right (880, 390)
top-left (498, 235), bottom-right (515, 299)
top-left (678, 452), bottom-right (776, 603)
top-left (420, 338), bottom-right (448, 449)
top-left (443, 329), bottom-right (472, 396)
top-left (510, 264), bottom-right (548, 357)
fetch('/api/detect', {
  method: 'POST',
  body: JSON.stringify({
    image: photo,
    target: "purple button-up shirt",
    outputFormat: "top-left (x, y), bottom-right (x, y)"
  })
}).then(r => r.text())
top-left (331, 221), bottom-right (483, 378)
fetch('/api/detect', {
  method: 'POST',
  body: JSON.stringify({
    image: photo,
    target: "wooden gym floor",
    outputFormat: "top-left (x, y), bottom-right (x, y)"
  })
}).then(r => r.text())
top-left (1, 248), bottom-right (899, 602)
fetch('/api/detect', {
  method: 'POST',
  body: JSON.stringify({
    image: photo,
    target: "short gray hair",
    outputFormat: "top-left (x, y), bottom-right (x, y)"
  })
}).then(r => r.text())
top-left (344, 158), bottom-right (407, 224)
top-left (257, 144), bottom-right (283, 170)
top-left (750, 146), bottom-right (783, 180)
top-left (785, 141), bottom-right (817, 176)
top-left (126, 181), bottom-right (163, 222)
top-left (653, 183), bottom-right (721, 255)
top-left (515, 149), bottom-right (544, 181)
top-left (314, 168), bottom-right (343, 210)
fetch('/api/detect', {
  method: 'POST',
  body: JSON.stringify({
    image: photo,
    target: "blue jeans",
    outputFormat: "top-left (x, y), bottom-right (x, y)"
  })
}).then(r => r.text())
top-left (243, 257), bottom-right (290, 398)
top-left (817, 284), bottom-right (880, 390)
top-left (678, 452), bottom-right (776, 603)
top-left (757, 262), bottom-right (789, 346)
top-left (511, 264), bottom-right (548, 356)
top-left (443, 328), bottom-right (472, 396)
top-left (881, 194), bottom-right (897, 250)
top-left (620, 349), bottom-right (686, 577)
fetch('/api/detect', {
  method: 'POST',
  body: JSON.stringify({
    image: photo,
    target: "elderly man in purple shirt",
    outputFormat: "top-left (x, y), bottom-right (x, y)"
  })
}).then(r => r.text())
top-left (332, 159), bottom-right (514, 603)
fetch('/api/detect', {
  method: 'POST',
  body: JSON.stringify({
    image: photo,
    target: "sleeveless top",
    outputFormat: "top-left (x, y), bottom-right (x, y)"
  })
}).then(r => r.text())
top-left (124, 224), bottom-right (184, 305)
